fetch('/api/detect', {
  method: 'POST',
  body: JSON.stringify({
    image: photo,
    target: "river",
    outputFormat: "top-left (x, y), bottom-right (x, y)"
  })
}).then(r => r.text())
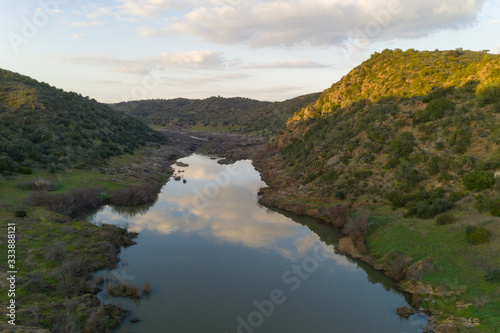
top-left (87, 154), bottom-right (427, 332)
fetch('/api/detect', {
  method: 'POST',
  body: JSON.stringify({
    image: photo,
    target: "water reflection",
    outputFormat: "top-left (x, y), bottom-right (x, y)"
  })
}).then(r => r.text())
top-left (88, 154), bottom-right (426, 333)
top-left (91, 155), bottom-right (351, 264)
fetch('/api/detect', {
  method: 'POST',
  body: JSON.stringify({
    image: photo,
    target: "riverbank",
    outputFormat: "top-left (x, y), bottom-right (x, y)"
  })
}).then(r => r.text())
top-left (252, 154), bottom-right (500, 332)
top-left (0, 130), bottom-right (204, 331)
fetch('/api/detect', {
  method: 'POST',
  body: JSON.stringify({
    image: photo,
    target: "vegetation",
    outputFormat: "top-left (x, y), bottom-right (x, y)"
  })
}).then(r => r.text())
top-left (0, 68), bottom-right (164, 174)
top-left (259, 49), bottom-right (500, 331)
top-left (111, 93), bottom-right (321, 135)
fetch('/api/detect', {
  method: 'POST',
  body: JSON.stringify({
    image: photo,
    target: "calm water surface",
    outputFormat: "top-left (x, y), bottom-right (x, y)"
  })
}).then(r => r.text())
top-left (88, 154), bottom-right (426, 333)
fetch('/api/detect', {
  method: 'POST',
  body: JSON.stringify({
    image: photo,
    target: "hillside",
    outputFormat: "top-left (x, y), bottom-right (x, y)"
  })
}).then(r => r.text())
top-left (111, 93), bottom-right (321, 135)
top-left (0, 68), bottom-right (164, 174)
top-left (255, 49), bottom-right (500, 331)
top-left (265, 49), bottom-right (500, 211)
top-left (291, 49), bottom-right (499, 122)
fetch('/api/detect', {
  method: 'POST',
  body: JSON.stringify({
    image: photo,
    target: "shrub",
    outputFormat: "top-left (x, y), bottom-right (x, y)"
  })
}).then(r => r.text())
top-left (14, 210), bottom-right (27, 218)
top-left (463, 171), bottom-right (495, 191)
top-left (343, 210), bottom-right (371, 239)
top-left (25, 188), bottom-right (104, 217)
top-left (319, 205), bottom-right (350, 228)
top-left (18, 166), bottom-right (33, 174)
top-left (484, 269), bottom-right (500, 283)
top-left (436, 213), bottom-right (456, 225)
top-left (18, 178), bottom-right (57, 191)
top-left (387, 191), bottom-right (409, 208)
top-left (109, 184), bottom-right (159, 206)
top-left (338, 237), bottom-right (357, 254)
top-left (334, 190), bottom-right (346, 200)
top-left (390, 254), bottom-right (412, 281)
top-left (490, 199), bottom-right (500, 217)
top-left (466, 226), bottom-right (490, 244)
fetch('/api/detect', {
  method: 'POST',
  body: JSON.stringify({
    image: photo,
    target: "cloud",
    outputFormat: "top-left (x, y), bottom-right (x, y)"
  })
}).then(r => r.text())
top-left (57, 51), bottom-right (226, 74)
top-left (158, 0), bottom-right (488, 47)
top-left (71, 34), bottom-right (86, 39)
top-left (242, 60), bottom-right (330, 69)
top-left (71, 20), bottom-right (105, 27)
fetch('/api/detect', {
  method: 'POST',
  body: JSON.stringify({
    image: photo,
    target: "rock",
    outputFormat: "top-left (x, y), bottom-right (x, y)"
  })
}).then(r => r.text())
top-left (397, 306), bottom-right (417, 318)
top-left (455, 301), bottom-right (471, 309)
top-left (130, 316), bottom-right (140, 323)
top-left (326, 155), bottom-right (341, 166)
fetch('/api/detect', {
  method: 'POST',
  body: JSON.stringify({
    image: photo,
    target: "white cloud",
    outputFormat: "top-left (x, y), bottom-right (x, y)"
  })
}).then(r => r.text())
top-left (71, 34), bottom-right (86, 39)
top-left (71, 20), bottom-right (105, 27)
top-left (57, 51), bottom-right (226, 74)
top-left (242, 60), bottom-right (331, 69)
top-left (158, 0), bottom-right (489, 47)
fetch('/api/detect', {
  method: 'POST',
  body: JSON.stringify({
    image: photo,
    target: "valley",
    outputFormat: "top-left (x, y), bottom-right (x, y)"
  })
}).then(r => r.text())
top-left (1, 49), bottom-right (499, 332)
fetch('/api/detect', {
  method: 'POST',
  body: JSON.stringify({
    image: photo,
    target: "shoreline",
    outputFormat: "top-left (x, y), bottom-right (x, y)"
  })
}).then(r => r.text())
top-left (251, 154), bottom-right (485, 333)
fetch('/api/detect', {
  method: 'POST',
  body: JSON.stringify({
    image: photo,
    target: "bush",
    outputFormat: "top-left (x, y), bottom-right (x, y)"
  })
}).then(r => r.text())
top-left (463, 171), bottom-right (495, 191)
top-left (334, 190), bottom-right (346, 200)
top-left (109, 184), bottom-right (159, 206)
top-left (343, 210), bottom-right (371, 239)
top-left (318, 205), bottom-right (350, 228)
top-left (490, 199), bottom-right (500, 217)
top-left (484, 269), bottom-right (500, 283)
top-left (436, 213), bottom-right (455, 225)
top-left (387, 191), bottom-right (409, 208)
top-left (390, 254), bottom-right (412, 281)
top-left (14, 210), bottom-right (27, 218)
top-left (25, 188), bottom-right (104, 217)
top-left (466, 226), bottom-right (490, 244)
top-left (18, 166), bottom-right (33, 174)
top-left (18, 178), bottom-right (57, 191)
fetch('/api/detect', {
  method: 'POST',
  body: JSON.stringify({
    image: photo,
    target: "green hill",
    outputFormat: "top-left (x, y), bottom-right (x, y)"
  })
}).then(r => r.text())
top-left (267, 49), bottom-right (500, 210)
top-left (257, 49), bottom-right (500, 330)
top-left (111, 93), bottom-right (321, 135)
top-left (0, 68), bottom-right (164, 174)
top-left (291, 48), bottom-right (499, 122)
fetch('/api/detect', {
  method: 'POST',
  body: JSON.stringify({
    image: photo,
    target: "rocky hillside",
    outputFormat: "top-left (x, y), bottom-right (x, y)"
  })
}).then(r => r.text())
top-left (264, 49), bottom-right (500, 219)
top-left (291, 49), bottom-right (499, 121)
top-left (0, 68), bottom-right (164, 174)
top-left (111, 93), bottom-right (321, 135)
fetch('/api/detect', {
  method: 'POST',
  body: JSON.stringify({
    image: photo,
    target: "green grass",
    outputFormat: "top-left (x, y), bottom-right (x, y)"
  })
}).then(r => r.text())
top-left (367, 207), bottom-right (500, 331)
top-left (0, 146), bottom-right (157, 329)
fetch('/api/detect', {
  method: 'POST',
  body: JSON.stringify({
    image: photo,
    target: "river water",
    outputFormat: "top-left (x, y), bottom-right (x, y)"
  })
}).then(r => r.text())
top-left (88, 154), bottom-right (427, 333)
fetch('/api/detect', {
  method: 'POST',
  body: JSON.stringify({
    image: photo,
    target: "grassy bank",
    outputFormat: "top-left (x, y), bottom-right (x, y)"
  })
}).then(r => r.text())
top-left (0, 145), bottom-right (175, 332)
top-left (367, 208), bottom-right (500, 331)
top-left (256, 182), bottom-right (500, 332)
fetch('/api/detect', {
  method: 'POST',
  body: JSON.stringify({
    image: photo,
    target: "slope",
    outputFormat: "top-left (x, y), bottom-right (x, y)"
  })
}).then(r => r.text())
top-left (111, 93), bottom-right (321, 135)
top-left (0, 68), bottom-right (164, 174)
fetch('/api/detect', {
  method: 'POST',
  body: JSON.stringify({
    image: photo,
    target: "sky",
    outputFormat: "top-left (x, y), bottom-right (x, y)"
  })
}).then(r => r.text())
top-left (0, 0), bottom-right (499, 103)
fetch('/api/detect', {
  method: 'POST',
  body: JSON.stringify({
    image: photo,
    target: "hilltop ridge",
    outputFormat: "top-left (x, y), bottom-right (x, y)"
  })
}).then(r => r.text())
top-left (0, 68), bottom-right (164, 174)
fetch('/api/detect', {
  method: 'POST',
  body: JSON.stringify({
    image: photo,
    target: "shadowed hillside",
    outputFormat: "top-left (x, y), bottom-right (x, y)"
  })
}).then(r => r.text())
top-left (0, 68), bottom-right (164, 174)
top-left (111, 93), bottom-right (321, 135)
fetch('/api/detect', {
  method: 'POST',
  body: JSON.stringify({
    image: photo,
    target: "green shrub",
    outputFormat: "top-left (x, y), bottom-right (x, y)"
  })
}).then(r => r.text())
top-left (449, 191), bottom-right (466, 202)
top-left (484, 269), bottom-right (500, 283)
top-left (14, 210), bottom-right (27, 218)
top-left (387, 191), bottom-right (409, 208)
top-left (18, 166), bottom-right (33, 174)
top-left (466, 226), bottom-right (490, 244)
top-left (490, 199), bottom-right (500, 217)
top-left (436, 213), bottom-right (455, 225)
top-left (334, 190), bottom-right (346, 200)
top-left (462, 171), bottom-right (495, 191)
